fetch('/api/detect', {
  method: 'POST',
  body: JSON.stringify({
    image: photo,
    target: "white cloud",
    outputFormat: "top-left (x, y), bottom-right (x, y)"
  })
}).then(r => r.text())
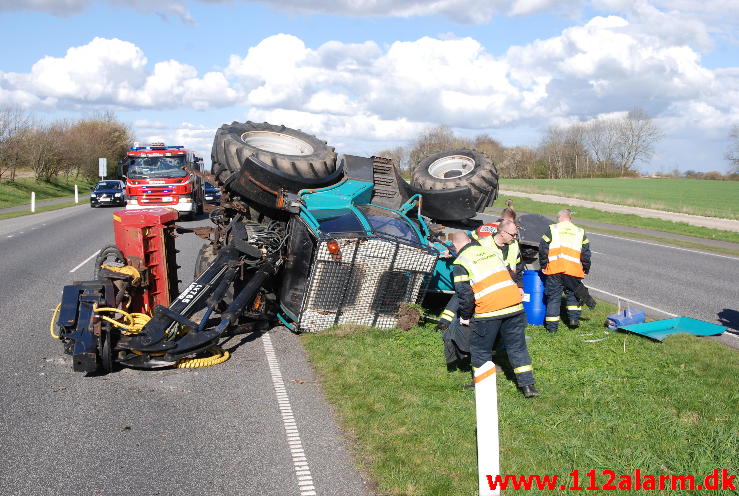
top-left (0, 0), bottom-right (533, 24)
top-left (133, 120), bottom-right (216, 163)
top-left (0, 0), bottom-right (91, 16)
top-left (0, 38), bottom-right (240, 110)
top-left (509, 0), bottom-right (582, 16)
top-left (3, 15), bottom-right (738, 153)
top-left (0, 0), bottom-right (194, 22)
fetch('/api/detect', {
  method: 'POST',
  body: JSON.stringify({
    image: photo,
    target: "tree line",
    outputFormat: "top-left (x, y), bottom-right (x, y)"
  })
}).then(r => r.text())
top-left (0, 107), bottom-right (133, 182)
top-left (379, 108), bottom-right (739, 180)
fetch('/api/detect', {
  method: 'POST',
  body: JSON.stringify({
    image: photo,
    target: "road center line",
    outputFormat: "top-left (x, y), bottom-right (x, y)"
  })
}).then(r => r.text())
top-left (69, 250), bottom-right (100, 273)
top-left (587, 286), bottom-right (678, 317)
top-left (262, 332), bottom-right (317, 496)
top-left (589, 232), bottom-right (739, 261)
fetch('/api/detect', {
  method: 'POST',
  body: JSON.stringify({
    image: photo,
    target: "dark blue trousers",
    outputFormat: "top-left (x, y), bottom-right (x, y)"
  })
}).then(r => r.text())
top-left (544, 273), bottom-right (581, 332)
top-left (469, 312), bottom-right (534, 387)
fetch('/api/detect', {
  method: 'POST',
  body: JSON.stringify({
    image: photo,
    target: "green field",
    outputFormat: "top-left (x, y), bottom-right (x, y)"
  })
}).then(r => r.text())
top-left (303, 305), bottom-right (738, 496)
top-left (0, 176), bottom-right (96, 209)
top-left (502, 178), bottom-right (739, 220)
top-left (489, 197), bottom-right (739, 247)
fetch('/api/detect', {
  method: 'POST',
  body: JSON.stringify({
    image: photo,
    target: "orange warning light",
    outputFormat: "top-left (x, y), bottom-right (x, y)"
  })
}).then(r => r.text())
top-left (326, 239), bottom-right (340, 255)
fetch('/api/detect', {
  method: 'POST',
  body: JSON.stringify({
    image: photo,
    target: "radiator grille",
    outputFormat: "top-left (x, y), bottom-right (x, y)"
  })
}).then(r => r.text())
top-left (298, 237), bottom-right (437, 332)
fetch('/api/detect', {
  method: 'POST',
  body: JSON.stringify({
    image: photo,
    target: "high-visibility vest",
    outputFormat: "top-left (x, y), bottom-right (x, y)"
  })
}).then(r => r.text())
top-left (542, 221), bottom-right (585, 278)
top-left (479, 236), bottom-right (521, 272)
top-left (453, 245), bottom-right (523, 318)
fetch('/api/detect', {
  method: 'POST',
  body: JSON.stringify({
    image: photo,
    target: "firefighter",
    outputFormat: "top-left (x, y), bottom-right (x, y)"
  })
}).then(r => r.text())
top-left (538, 209), bottom-right (593, 333)
top-left (439, 206), bottom-right (522, 356)
top-left (451, 225), bottom-right (538, 398)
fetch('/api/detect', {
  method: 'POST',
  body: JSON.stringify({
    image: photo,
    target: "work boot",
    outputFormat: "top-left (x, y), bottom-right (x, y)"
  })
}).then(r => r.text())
top-left (568, 319), bottom-right (580, 329)
top-left (520, 384), bottom-right (539, 398)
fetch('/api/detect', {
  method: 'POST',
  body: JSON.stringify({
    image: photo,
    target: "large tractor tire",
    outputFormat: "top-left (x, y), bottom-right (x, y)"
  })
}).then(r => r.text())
top-left (211, 121), bottom-right (340, 211)
top-left (411, 149), bottom-right (499, 211)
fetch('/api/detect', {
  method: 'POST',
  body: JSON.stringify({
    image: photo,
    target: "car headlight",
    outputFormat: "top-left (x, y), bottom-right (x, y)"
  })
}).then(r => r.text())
top-left (90, 194), bottom-right (96, 198)
top-left (114, 193), bottom-right (122, 197)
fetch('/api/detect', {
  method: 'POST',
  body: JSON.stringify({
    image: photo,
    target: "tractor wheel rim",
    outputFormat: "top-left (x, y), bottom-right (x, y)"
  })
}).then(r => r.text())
top-left (241, 131), bottom-right (314, 156)
top-left (427, 155), bottom-right (475, 179)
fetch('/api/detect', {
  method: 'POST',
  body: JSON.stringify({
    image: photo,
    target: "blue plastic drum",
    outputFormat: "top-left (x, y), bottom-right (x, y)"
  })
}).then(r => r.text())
top-left (522, 270), bottom-right (545, 325)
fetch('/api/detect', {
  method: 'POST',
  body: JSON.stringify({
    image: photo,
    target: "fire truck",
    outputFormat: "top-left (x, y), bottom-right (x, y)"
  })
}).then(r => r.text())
top-left (120, 143), bottom-right (205, 219)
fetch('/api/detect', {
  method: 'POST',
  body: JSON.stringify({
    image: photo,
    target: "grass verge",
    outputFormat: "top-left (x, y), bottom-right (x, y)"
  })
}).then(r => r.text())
top-left (302, 302), bottom-right (738, 496)
top-left (491, 197), bottom-right (739, 246)
top-left (0, 176), bottom-right (96, 209)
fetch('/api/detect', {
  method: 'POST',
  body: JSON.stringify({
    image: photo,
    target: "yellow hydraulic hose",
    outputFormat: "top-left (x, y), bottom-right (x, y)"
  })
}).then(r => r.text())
top-left (50, 303), bottom-right (61, 339)
top-left (94, 306), bottom-right (151, 335)
top-left (99, 264), bottom-right (141, 285)
top-left (50, 303), bottom-right (229, 369)
top-left (176, 347), bottom-right (230, 368)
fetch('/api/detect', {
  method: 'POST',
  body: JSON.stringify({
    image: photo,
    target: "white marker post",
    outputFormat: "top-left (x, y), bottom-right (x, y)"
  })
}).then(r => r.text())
top-left (474, 361), bottom-right (501, 496)
top-left (31, 191), bottom-right (35, 213)
top-left (74, 184), bottom-right (78, 204)
top-left (98, 157), bottom-right (107, 180)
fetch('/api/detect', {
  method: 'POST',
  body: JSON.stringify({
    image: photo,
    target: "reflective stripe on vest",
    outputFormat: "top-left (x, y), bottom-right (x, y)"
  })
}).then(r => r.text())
top-left (543, 221), bottom-right (585, 278)
top-left (453, 245), bottom-right (522, 317)
top-left (479, 236), bottom-right (520, 271)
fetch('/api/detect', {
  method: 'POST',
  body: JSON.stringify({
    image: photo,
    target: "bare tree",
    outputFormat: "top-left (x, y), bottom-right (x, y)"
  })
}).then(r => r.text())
top-left (473, 134), bottom-right (505, 166)
top-left (615, 108), bottom-right (663, 174)
top-left (66, 114), bottom-right (133, 178)
top-left (23, 121), bottom-right (76, 181)
top-left (375, 145), bottom-right (409, 170)
top-left (408, 126), bottom-right (471, 169)
top-left (0, 106), bottom-right (32, 181)
top-left (582, 118), bottom-right (620, 174)
top-left (536, 125), bottom-right (590, 179)
top-left (727, 124), bottom-right (739, 174)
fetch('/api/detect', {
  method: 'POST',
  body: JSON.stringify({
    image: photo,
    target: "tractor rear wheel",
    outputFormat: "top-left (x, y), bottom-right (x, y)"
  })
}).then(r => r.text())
top-left (211, 121), bottom-right (339, 194)
top-left (411, 149), bottom-right (499, 210)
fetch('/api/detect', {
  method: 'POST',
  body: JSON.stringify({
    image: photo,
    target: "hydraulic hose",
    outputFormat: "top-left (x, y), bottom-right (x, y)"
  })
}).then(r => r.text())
top-left (175, 346), bottom-right (230, 368)
top-left (50, 303), bottom-right (61, 339)
top-left (94, 306), bottom-right (151, 335)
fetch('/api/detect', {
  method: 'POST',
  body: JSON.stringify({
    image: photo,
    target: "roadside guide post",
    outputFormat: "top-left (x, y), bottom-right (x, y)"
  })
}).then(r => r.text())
top-left (99, 158), bottom-right (107, 180)
top-left (475, 361), bottom-right (501, 496)
top-left (75, 184), bottom-right (78, 204)
top-left (31, 191), bottom-right (35, 213)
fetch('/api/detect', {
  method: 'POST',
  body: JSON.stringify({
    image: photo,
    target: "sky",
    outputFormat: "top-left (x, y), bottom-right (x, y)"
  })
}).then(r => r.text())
top-left (1, 0), bottom-right (738, 174)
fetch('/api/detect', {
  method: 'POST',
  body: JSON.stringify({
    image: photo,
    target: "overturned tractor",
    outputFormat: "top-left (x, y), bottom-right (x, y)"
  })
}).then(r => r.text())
top-left (53, 121), bottom-right (512, 374)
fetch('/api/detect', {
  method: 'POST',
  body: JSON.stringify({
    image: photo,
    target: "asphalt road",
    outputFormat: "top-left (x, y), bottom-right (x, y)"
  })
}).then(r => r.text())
top-left (480, 212), bottom-right (739, 337)
top-left (0, 205), bottom-right (369, 496)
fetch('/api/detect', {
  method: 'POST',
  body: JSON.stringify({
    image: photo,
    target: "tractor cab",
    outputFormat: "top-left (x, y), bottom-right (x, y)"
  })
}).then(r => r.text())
top-left (278, 179), bottom-right (439, 332)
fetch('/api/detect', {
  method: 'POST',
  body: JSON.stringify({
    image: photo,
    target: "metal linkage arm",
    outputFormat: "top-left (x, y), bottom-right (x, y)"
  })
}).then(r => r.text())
top-left (119, 245), bottom-right (243, 353)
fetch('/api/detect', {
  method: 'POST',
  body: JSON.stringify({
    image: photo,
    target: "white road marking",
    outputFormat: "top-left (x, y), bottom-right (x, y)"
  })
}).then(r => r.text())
top-left (262, 332), bottom-right (317, 496)
top-left (589, 232), bottom-right (739, 261)
top-left (587, 286), bottom-right (678, 317)
top-left (69, 250), bottom-right (100, 273)
top-left (7, 235), bottom-right (12, 238)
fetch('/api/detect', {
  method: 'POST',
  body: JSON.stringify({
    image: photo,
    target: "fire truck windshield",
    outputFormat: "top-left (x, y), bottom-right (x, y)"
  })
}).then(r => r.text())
top-left (128, 156), bottom-right (188, 179)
